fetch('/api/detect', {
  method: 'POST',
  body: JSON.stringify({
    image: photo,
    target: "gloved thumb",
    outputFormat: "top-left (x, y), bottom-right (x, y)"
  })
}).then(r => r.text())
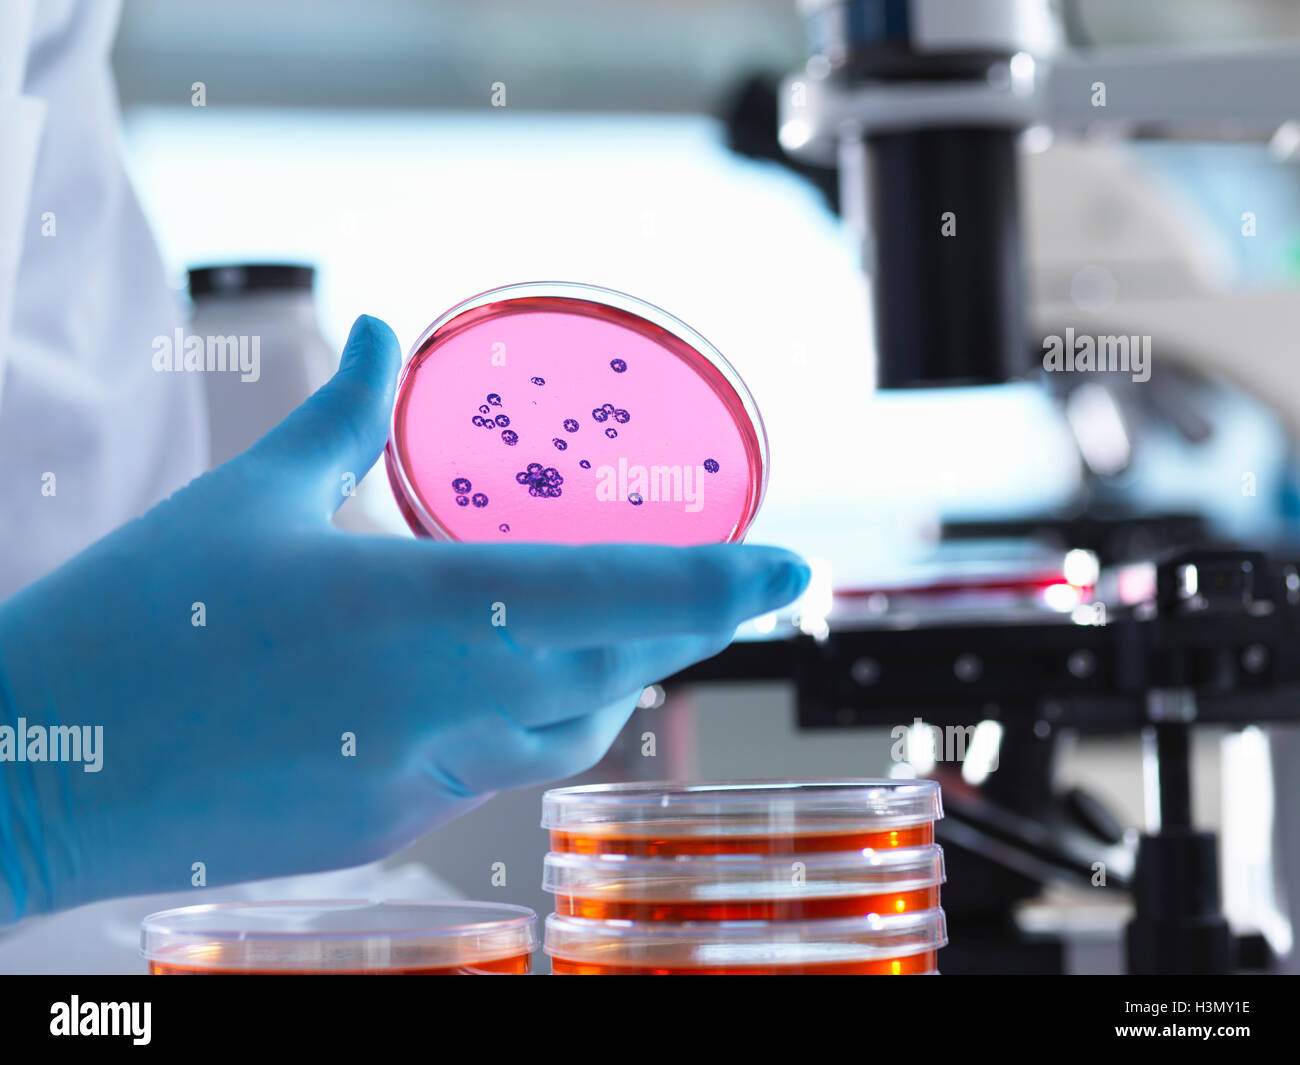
top-left (239, 314), bottom-right (401, 517)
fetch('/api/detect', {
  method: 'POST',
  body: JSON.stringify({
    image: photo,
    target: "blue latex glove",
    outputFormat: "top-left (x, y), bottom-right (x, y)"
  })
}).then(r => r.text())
top-left (0, 316), bottom-right (809, 922)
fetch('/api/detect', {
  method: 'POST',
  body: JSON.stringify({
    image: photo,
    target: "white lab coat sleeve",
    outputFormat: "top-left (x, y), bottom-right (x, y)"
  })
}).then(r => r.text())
top-left (0, 0), bottom-right (206, 599)
top-left (0, 0), bottom-right (43, 389)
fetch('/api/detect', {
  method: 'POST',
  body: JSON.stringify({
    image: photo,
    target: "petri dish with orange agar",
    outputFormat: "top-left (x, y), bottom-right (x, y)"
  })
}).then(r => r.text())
top-left (544, 909), bottom-right (947, 975)
top-left (141, 900), bottom-right (538, 975)
top-left (542, 780), bottom-right (943, 857)
top-left (385, 282), bottom-right (769, 544)
top-left (544, 845), bottom-right (944, 921)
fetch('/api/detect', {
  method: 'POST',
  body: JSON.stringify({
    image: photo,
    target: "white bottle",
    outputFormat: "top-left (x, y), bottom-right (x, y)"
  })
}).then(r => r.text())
top-left (187, 263), bottom-right (336, 468)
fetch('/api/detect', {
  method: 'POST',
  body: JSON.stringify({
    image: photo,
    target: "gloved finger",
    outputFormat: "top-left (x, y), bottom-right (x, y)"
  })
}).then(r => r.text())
top-left (494, 631), bottom-right (730, 729)
top-left (376, 540), bottom-right (810, 647)
top-left (520, 697), bottom-right (642, 784)
top-left (433, 695), bottom-right (639, 796)
top-left (238, 314), bottom-right (401, 518)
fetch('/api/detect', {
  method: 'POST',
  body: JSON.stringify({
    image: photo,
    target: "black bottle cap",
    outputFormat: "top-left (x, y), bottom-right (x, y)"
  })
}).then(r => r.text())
top-left (188, 263), bottom-right (315, 298)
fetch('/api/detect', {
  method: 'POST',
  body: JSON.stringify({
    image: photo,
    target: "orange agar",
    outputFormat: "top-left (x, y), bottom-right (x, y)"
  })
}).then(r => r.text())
top-left (552, 885), bottom-right (940, 922)
top-left (548, 823), bottom-right (935, 857)
top-left (148, 953), bottom-right (531, 975)
top-left (549, 951), bottom-right (938, 975)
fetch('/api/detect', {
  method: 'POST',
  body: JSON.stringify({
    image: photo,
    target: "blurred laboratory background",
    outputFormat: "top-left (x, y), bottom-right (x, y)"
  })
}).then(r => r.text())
top-left (40, 0), bottom-right (1300, 972)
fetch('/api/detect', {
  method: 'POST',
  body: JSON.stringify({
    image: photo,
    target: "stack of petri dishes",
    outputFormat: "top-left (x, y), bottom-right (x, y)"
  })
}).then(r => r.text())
top-left (540, 780), bottom-right (946, 975)
top-left (141, 900), bottom-right (538, 975)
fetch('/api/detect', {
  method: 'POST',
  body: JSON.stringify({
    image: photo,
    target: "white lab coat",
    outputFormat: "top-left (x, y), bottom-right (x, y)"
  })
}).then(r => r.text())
top-left (0, 1), bottom-right (454, 974)
top-left (0, 0), bottom-right (205, 601)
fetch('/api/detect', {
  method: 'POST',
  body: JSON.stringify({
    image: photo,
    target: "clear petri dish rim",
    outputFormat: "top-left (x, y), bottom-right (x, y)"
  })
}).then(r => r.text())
top-left (543, 844), bottom-right (946, 899)
top-left (140, 899), bottom-right (539, 971)
top-left (386, 280), bottom-right (771, 543)
top-left (543, 907), bottom-right (948, 965)
top-left (542, 778), bottom-right (944, 835)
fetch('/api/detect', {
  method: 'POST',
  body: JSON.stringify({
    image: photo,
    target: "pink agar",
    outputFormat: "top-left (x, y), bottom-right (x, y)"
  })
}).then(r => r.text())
top-left (386, 287), bottom-right (767, 545)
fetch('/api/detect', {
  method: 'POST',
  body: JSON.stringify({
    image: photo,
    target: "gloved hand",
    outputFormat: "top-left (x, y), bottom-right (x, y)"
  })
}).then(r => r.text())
top-left (0, 315), bottom-right (809, 922)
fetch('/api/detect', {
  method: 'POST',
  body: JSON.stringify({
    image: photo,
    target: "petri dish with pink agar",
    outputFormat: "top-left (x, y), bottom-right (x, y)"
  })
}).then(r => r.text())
top-left (385, 282), bottom-right (768, 544)
top-left (141, 899), bottom-right (538, 975)
top-left (543, 845), bottom-right (945, 922)
top-left (542, 779), bottom-right (943, 857)
top-left (544, 908), bottom-right (947, 975)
